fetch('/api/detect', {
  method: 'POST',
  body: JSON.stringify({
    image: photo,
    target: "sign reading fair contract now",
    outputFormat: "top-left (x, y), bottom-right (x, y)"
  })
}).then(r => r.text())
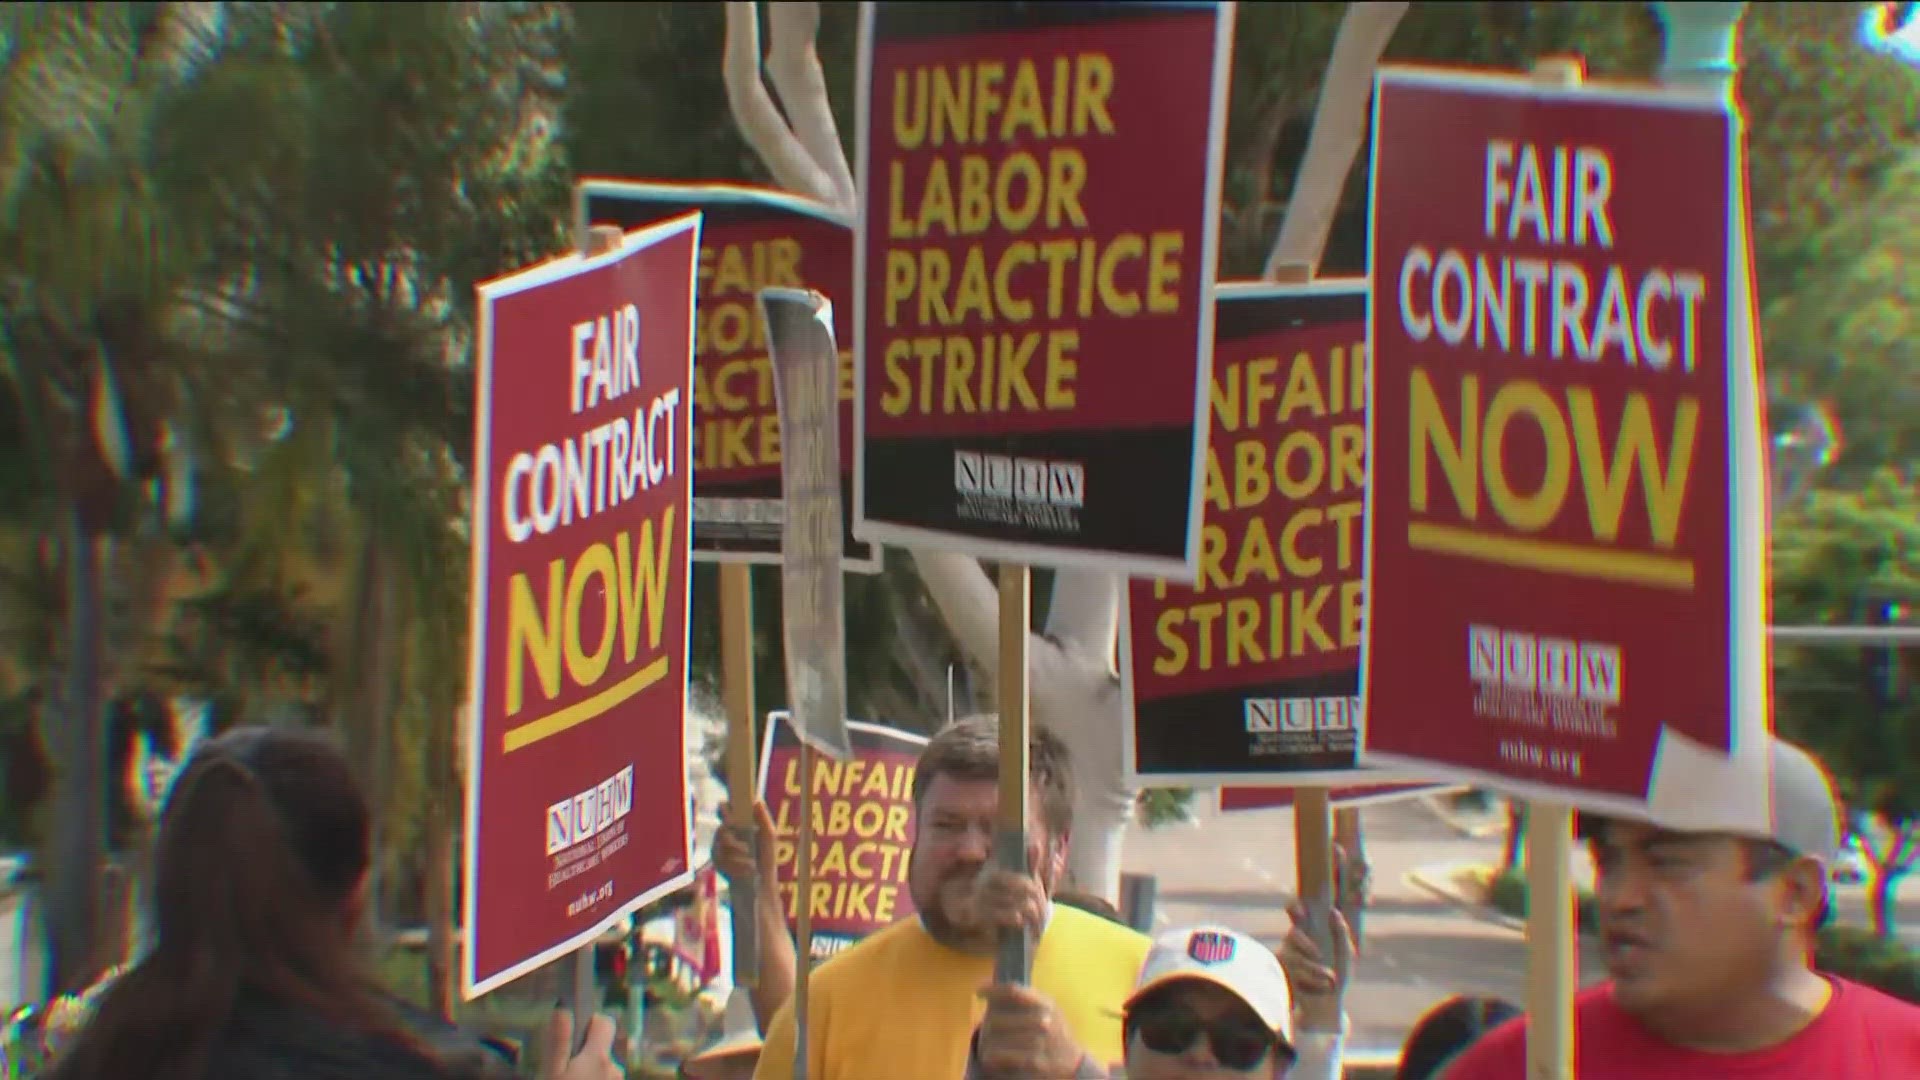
top-left (463, 216), bottom-right (699, 997)
top-left (756, 712), bottom-right (929, 958)
top-left (1361, 67), bottom-right (1770, 827)
top-left (577, 181), bottom-right (879, 571)
top-left (853, 1), bottom-right (1234, 576)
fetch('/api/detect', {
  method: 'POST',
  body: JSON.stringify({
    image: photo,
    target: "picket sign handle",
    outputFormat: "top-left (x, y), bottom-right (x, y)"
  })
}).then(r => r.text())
top-left (719, 563), bottom-right (760, 987)
top-left (794, 739), bottom-right (817, 1079)
top-left (1517, 57), bottom-right (1585, 1080)
top-left (995, 563), bottom-right (1035, 985)
top-left (555, 223), bottom-right (628, 1054)
top-left (1262, 262), bottom-right (1343, 970)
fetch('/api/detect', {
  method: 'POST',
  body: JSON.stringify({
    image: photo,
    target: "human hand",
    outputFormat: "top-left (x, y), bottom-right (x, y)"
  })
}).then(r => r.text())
top-left (536, 1009), bottom-right (624, 1080)
top-left (1281, 901), bottom-right (1354, 1030)
top-left (712, 800), bottom-right (778, 889)
top-left (950, 866), bottom-right (1049, 934)
top-left (975, 982), bottom-right (1094, 1078)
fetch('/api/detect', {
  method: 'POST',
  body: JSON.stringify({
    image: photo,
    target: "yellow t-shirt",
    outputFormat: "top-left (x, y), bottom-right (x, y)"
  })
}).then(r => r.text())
top-left (753, 906), bottom-right (1151, 1080)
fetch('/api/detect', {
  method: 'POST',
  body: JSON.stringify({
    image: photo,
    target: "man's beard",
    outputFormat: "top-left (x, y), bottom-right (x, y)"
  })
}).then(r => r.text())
top-left (915, 857), bottom-right (1056, 954)
top-left (917, 865), bottom-right (996, 953)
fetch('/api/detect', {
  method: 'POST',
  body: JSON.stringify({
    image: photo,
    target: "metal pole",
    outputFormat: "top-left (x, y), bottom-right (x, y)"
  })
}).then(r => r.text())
top-left (1770, 626), bottom-right (1920, 646)
top-left (1653, 2), bottom-right (1749, 97)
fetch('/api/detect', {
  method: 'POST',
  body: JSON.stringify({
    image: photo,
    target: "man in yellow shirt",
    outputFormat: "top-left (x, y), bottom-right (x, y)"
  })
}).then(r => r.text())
top-left (754, 715), bottom-right (1152, 1079)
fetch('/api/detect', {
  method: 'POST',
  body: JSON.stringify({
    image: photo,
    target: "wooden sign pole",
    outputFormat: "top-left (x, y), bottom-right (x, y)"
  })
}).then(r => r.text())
top-left (719, 563), bottom-right (760, 987)
top-left (1255, 1), bottom-right (1409, 971)
top-left (794, 739), bottom-right (817, 1076)
top-left (564, 223), bottom-right (626, 1050)
top-left (1519, 58), bottom-right (1584, 1080)
top-left (995, 564), bottom-right (1034, 985)
top-left (1266, 262), bottom-right (1341, 967)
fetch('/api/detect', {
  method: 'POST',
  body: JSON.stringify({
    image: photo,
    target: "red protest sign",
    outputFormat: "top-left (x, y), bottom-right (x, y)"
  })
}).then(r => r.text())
top-left (755, 712), bottom-right (928, 958)
top-left (1125, 283), bottom-right (1379, 784)
top-left (577, 181), bottom-right (878, 571)
top-left (1361, 68), bottom-right (1765, 822)
top-left (463, 215), bottom-right (698, 997)
top-left (1218, 782), bottom-right (1464, 813)
top-left (853, 1), bottom-right (1234, 577)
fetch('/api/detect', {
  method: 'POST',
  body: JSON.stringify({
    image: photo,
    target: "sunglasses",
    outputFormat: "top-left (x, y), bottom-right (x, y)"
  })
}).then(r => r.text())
top-left (1129, 1005), bottom-right (1284, 1072)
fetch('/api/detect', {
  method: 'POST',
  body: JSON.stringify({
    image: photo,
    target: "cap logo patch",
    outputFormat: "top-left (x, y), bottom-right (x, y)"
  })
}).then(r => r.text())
top-left (1187, 930), bottom-right (1236, 965)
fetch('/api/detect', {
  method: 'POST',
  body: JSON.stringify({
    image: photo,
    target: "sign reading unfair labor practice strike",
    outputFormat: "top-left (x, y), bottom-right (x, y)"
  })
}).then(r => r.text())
top-left (577, 181), bottom-right (878, 571)
top-left (1127, 283), bottom-right (1410, 785)
top-left (755, 712), bottom-right (929, 959)
top-left (463, 215), bottom-right (699, 997)
top-left (1362, 68), bottom-right (1770, 828)
top-left (854, 1), bottom-right (1234, 575)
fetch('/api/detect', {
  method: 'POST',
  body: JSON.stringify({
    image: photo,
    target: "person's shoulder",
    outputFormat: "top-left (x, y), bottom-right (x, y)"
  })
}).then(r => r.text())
top-left (1049, 904), bottom-right (1151, 954)
top-left (1831, 976), bottom-right (1920, 1025)
top-left (806, 918), bottom-right (930, 991)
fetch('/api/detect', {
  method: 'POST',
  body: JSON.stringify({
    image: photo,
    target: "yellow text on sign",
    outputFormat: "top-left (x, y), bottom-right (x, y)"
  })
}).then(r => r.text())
top-left (502, 506), bottom-right (678, 752)
top-left (1408, 369), bottom-right (1699, 590)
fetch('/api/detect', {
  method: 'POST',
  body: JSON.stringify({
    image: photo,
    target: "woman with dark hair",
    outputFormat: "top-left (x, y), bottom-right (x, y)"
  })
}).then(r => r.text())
top-left (1395, 995), bottom-right (1521, 1080)
top-left (47, 725), bottom-right (623, 1080)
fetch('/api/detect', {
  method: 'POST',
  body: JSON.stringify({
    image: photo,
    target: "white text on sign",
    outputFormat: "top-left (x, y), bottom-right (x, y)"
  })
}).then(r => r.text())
top-left (1391, 139), bottom-right (1711, 591)
top-left (498, 304), bottom-right (684, 753)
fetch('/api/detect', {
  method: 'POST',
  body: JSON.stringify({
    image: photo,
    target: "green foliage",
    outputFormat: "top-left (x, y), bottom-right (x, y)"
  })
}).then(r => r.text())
top-left (1770, 473), bottom-right (1920, 829)
top-left (1137, 786), bottom-right (1198, 829)
top-left (1741, 4), bottom-right (1920, 307)
top-left (1816, 923), bottom-right (1920, 1003)
top-left (1488, 870), bottom-right (1920, 1003)
top-left (1764, 155), bottom-right (1920, 478)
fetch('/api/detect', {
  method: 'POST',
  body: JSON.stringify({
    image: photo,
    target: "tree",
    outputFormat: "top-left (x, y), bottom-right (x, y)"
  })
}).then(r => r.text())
top-left (0, 0), bottom-right (248, 992)
top-left (1763, 151), bottom-right (1920, 480)
top-left (1771, 471), bottom-right (1920, 938)
top-left (2, 0), bottom-right (573, 1000)
top-left (187, 1), bottom-right (573, 1010)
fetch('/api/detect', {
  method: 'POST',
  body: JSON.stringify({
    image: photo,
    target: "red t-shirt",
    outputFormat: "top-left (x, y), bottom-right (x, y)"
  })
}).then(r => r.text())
top-left (1441, 978), bottom-right (1920, 1078)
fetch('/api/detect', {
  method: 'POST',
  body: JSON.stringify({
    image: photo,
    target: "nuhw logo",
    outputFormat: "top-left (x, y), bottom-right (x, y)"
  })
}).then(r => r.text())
top-left (546, 764), bottom-right (636, 856)
top-left (1243, 698), bottom-right (1280, 733)
top-left (1469, 625), bottom-right (1621, 704)
top-left (1187, 930), bottom-right (1238, 964)
top-left (954, 450), bottom-right (1086, 507)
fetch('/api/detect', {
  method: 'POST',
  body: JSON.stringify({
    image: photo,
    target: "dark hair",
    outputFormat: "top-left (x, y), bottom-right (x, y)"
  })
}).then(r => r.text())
top-left (1053, 890), bottom-right (1122, 924)
top-left (48, 725), bottom-right (422, 1080)
top-left (1396, 995), bottom-right (1521, 1080)
top-left (910, 714), bottom-right (1074, 838)
top-left (1743, 837), bottom-right (1834, 930)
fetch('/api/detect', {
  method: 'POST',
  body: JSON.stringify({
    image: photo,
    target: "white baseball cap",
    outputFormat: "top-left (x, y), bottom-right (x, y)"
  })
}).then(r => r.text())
top-left (1126, 925), bottom-right (1294, 1045)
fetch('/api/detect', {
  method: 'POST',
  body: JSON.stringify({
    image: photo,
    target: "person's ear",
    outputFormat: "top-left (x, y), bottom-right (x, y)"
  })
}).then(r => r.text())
top-left (1773, 857), bottom-right (1828, 931)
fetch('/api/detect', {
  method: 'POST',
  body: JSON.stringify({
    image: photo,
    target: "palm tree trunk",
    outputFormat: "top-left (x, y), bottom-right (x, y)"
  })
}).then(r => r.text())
top-left (334, 534), bottom-right (399, 939)
top-left (424, 792), bottom-right (457, 1018)
top-left (48, 518), bottom-right (108, 994)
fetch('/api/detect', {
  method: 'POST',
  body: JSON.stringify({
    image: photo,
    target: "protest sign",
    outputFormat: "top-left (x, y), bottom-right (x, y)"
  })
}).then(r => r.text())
top-left (577, 181), bottom-right (878, 571)
top-left (1124, 282), bottom-right (1386, 785)
top-left (463, 215), bottom-right (699, 997)
top-left (1218, 782), bottom-right (1464, 813)
top-left (1361, 67), bottom-right (1770, 830)
top-left (755, 711), bottom-right (928, 958)
top-left (852, 1), bottom-right (1235, 577)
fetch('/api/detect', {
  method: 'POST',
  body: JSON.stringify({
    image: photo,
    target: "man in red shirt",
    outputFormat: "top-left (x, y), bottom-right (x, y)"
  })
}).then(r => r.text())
top-left (1442, 737), bottom-right (1920, 1078)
